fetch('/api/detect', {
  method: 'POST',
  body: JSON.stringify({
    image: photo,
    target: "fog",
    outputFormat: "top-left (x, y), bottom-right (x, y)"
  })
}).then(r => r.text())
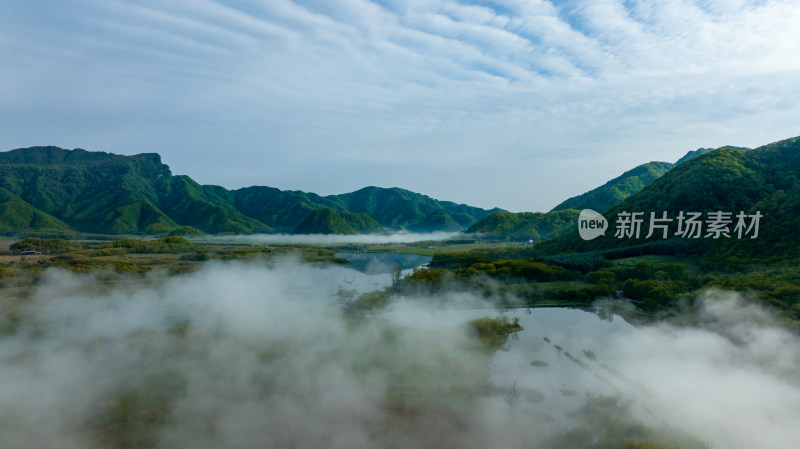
top-left (609, 291), bottom-right (800, 449)
top-left (1, 260), bottom-right (799, 448)
top-left (192, 231), bottom-right (463, 246)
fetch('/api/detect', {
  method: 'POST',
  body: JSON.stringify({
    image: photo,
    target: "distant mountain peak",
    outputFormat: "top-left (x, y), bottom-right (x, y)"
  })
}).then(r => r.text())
top-left (0, 146), bottom-right (495, 236)
top-left (292, 207), bottom-right (381, 235)
top-left (674, 145), bottom-right (750, 166)
top-left (551, 161), bottom-right (673, 213)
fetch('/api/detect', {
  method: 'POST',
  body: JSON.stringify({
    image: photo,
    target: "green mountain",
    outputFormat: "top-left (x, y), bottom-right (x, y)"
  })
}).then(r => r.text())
top-left (674, 145), bottom-right (749, 165)
top-left (537, 136), bottom-right (800, 267)
top-left (228, 186), bottom-right (495, 232)
top-left (408, 210), bottom-right (462, 233)
top-left (230, 186), bottom-right (336, 231)
top-left (0, 147), bottom-right (179, 234)
top-left (332, 186), bottom-right (496, 229)
top-left (466, 209), bottom-right (579, 241)
top-left (465, 143), bottom-right (765, 247)
top-left (551, 162), bottom-right (674, 213)
top-left (292, 207), bottom-right (382, 235)
top-left (0, 146), bottom-right (268, 234)
top-left (0, 146), bottom-right (496, 235)
top-left (0, 187), bottom-right (71, 234)
top-left (551, 146), bottom-right (752, 214)
top-left (156, 176), bottom-right (272, 234)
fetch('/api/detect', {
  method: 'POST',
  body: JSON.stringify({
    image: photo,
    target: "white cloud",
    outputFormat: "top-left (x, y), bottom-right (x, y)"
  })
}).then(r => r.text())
top-left (1, 0), bottom-right (799, 211)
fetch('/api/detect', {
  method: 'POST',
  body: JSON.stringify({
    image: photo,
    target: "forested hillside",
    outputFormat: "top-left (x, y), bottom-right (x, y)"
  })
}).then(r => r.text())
top-left (0, 146), bottom-right (497, 235)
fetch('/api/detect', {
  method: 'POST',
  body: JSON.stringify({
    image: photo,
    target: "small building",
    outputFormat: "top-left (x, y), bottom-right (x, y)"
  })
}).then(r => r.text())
top-left (20, 251), bottom-right (42, 256)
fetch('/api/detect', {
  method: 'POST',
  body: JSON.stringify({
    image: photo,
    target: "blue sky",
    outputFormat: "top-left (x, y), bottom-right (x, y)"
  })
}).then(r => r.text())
top-left (1, 0), bottom-right (799, 211)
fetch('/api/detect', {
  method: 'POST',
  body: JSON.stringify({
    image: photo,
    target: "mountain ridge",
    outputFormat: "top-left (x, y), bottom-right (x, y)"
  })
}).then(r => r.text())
top-left (469, 144), bottom-right (757, 242)
top-left (292, 207), bottom-right (382, 235)
top-left (0, 146), bottom-right (498, 235)
top-left (536, 136), bottom-right (800, 267)
top-left (551, 161), bottom-right (674, 213)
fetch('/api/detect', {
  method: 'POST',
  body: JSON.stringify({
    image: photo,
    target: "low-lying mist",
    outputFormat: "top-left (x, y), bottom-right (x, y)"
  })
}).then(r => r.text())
top-left (1, 259), bottom-right (799, 449)
top-left (192, 231), bottom-right (463, 246)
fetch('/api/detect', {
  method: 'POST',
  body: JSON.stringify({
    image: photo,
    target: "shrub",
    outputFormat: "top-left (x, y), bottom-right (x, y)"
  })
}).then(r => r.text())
top-left (10, 238), bottom-right (83, 254)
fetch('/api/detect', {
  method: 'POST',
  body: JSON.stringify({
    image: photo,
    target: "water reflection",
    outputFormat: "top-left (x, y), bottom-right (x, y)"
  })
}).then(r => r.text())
top-left (381, 303), bottom-right (655, 431)
top-left (337, 252), bottom-right (431, 274)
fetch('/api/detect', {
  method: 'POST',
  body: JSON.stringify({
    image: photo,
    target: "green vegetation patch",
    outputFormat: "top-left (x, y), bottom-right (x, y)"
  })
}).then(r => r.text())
top-left (10, 237), bottom-right (84, 254)
top-left (466, 209), bottom-right (579, 241)
top-left (97, 236), bottom-right (197, 254)
top-left (167, 226), bottom-right (205, 237)
top-left (467, 315), bottom-right (523, 350)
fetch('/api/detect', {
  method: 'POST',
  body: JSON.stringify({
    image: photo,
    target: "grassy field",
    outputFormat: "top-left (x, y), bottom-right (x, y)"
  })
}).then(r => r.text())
top-left (0, 237), bottom-right (348, 305)
top-left (0, 254), bottom-right (55, 263)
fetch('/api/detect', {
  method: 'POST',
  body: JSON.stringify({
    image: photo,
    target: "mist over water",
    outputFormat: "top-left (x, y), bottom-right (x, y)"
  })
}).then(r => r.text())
top-left (192, 231), bottom-right (463, 245)
top-left (1, 259), bottom-right (799, 448)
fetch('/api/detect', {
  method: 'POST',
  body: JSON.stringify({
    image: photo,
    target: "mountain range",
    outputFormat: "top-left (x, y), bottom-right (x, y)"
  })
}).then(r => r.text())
top-left (466, 144), bottom-right (753, 241)
top-left (2, 137), bottom-right (794, 259)
top-left (550, 145), bottom-right (751, 214)
top-left (0, 146), bottom-right (498, 236)
top-left (535, 136), bottom-right (800, 266)
top-left (550, 162), bottom-right (674, 213)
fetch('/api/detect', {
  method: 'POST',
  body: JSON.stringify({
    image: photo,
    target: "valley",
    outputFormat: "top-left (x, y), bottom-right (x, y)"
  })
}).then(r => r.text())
top-left (1, 136), bottom-right (800, 449)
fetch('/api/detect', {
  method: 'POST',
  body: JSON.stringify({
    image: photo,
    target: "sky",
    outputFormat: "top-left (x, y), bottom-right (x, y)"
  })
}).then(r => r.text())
top-left (1, 0), bottom-right (799, 212)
